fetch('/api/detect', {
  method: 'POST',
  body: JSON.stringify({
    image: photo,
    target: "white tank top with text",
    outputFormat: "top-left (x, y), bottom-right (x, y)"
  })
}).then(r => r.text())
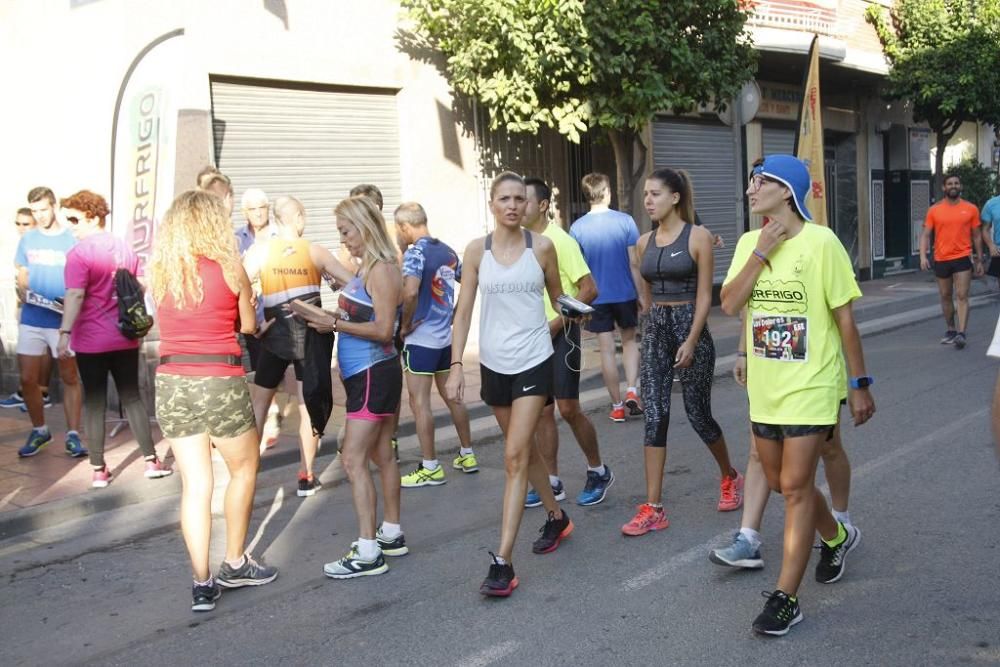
top-left (477, 230), bottom-right (553, 374)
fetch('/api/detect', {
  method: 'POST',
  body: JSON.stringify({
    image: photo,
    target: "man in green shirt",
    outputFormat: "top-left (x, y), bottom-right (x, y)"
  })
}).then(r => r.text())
top-left (521, 177), bottom-right (613, 506)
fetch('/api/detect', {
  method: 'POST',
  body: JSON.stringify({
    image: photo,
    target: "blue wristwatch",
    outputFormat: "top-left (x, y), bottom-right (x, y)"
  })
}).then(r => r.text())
top-left (849, 376), bottom-right (874, 389)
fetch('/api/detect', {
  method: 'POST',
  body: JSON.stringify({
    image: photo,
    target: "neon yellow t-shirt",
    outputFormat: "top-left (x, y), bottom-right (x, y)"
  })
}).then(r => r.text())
top-left (542, 223), bottom-right (591, 321)
top-left (724, 223), bottom-right (861, 425)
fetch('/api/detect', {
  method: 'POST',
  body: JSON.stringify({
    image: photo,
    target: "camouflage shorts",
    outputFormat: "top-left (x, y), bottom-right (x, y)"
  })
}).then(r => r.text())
top-left (155, 373), bottom-right (255, 440)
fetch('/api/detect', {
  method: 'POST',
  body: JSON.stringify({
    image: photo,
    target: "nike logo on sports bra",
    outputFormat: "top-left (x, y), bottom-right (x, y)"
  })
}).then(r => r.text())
top-left (670, 251), bottom-right (685, 257)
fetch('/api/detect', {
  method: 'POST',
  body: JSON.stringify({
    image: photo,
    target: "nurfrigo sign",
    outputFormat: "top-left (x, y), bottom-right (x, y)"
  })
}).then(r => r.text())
top-left (129, 89), bottom-right (160, 272)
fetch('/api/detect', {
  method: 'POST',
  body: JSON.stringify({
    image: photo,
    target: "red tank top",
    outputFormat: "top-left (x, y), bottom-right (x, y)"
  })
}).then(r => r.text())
top-left (157, 258), bottom-right (244, 377)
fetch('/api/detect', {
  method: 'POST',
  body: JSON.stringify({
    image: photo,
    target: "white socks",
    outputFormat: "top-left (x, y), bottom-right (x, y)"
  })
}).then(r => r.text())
top-left (588, 464), bottom-right (607, 476)
top-left (380, 521), bottom-right (402, 539)
top-left (740, 527), bottom-right (762, 549)
top-left (833, 510), bottom-right (852, 527)
top-left (548, 474), bottom-right (561, 487)
top-left (423, 459), bottom-right (440, 471)
top-left (357, 538), bottom-right (379, 560)
top-left (460, 447), bottom-right (474, 456)
top-left (33, 425), bottom-right (49, 435)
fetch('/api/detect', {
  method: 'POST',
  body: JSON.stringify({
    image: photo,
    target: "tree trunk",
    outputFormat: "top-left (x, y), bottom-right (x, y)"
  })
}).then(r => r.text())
top-left (606, 127), bottom-right (648, 221)
top-left (934, 132), bottom-right (948, 199)
top-left (933, 119), bottom-right (960, 198)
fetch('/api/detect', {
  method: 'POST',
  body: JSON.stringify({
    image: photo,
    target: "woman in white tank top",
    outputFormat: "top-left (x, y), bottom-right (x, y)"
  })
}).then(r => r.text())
top-left (447, 172), bottom-right (574, 598)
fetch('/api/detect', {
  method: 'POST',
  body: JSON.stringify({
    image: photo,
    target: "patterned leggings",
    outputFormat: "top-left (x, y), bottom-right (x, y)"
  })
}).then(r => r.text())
top-left (639, 304), bottom-right (723, 448)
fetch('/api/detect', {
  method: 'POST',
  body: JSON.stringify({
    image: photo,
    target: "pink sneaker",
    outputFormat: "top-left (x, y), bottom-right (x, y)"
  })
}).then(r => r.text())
top-left (92, 466), bottom-right (111, 489)
top-left (621, 503), bottom-right (669, 536)
top-left (144, 457), bottom-right (173, 479)
top-left (718, 470), bottom-right (744, 511)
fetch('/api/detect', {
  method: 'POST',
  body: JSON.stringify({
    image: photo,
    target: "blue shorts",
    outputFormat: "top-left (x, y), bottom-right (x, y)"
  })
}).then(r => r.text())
top-left (403, 344), bottom-right (451, 375)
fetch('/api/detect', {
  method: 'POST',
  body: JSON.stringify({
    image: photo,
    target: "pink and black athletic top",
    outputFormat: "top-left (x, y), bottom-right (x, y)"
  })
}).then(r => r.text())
top-left (157, 258), bottom-right (244, 377)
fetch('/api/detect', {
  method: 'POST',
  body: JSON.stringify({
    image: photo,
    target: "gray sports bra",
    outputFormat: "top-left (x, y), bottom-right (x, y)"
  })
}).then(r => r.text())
top-left (640, 224), bottom-right (697, 302)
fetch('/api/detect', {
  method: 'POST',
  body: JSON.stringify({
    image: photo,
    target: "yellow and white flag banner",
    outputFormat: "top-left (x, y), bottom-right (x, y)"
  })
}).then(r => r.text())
top-left (795, 35), bottom-right (827, 227)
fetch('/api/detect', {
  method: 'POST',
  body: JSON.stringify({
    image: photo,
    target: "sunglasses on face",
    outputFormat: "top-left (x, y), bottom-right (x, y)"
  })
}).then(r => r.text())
top-left (747, 174), bottom-right (780, 193)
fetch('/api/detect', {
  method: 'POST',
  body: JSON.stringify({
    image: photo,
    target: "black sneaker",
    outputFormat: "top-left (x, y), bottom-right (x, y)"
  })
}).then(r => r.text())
top-left (192, 581), bottom-right (222, 612)
top-left (752, 590), bottom-right (802, 636)
top-left (297, 474), bottom-right (322, 497)
top-left (815, 523), bottom-right (860, 584)
top-left (954, 332), bottom-right (967, 349)
top-left (376, 529), bottom-right (409, 557)
top-left (531, 509), bottom-right (573, 554)
top-left (479, 552), bottom-right (518, 597)
top-left (940, 330), bottom-right (958, 345)
top-left (216, 554), bottom-right (279, 588)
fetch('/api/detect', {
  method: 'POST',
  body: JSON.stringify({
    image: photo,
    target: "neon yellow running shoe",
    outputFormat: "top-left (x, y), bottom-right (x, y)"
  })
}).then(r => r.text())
top-left (452, 452), bottom-right (479, 473)
top-left (400, 464), bottom-right (446, 488)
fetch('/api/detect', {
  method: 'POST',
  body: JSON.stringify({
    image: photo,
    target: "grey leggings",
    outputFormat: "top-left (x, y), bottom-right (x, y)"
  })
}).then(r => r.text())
top-left (75, 349), bottom-right (156, 468)
top-left (639, 304), bottom-right (722, 448)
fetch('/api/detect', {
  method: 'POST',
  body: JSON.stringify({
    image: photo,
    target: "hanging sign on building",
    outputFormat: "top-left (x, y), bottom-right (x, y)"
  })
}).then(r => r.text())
top-left (908, 128), bottom-right (931, 171)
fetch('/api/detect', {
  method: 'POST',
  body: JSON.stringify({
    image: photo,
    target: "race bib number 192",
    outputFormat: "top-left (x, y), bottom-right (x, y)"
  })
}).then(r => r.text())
top-left (751, 314), bottom-right (807, 362)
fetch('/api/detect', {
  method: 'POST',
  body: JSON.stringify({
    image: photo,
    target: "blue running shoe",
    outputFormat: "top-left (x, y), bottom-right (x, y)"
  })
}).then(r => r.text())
top-left (0, 392), bottom-right (24, 409)
top-left (524, 480), bottom-right (566, 508)
top-left (17, 393), bottom-right (52, 413)
top-left (65, 432), bottom-right (88, 458)
top-left (18, 429), bottom-right (52, 458)
top-left (576, 466), bottom-right (615, 506)
top-left (709, 532), bottom-right (764, 569)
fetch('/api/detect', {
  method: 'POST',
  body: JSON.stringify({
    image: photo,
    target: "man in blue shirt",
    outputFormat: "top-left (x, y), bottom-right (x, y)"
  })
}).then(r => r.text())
top-left (981, 192), bottom-right (1000, 289)
top-left (394, 202), bottom-right (476, 488)
top-left (15, 187), bottom-right (85, 458)
top-left (570, 173), bottom-right (648, 423)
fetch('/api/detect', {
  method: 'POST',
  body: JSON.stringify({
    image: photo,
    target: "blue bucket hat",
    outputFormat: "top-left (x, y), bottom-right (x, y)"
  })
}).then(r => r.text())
top-left (752, 154), bottom-right (813, 222)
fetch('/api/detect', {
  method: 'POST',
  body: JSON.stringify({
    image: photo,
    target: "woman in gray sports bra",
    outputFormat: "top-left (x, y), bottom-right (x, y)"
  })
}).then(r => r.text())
top-left (621, 168), bottom-right (742, 538)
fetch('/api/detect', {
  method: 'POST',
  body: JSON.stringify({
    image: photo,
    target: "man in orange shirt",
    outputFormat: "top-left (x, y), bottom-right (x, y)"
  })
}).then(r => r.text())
top-left (919, 174), bottom-right (984, 349)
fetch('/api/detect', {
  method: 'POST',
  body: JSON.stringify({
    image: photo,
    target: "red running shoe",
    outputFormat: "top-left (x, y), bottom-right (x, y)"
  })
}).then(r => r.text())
top-left (622, 503), bottom-right (669, 536)
top-left (718, 470), bottom-right (744, 512)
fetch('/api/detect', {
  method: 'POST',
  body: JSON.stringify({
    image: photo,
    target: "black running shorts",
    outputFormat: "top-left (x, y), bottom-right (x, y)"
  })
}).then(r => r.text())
top-left (480, 355), bottom-right (554, 407)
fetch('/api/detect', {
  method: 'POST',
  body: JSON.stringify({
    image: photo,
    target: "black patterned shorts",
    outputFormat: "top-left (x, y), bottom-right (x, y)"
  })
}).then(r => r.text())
top-left (155, 373), bottom-right (255, 440)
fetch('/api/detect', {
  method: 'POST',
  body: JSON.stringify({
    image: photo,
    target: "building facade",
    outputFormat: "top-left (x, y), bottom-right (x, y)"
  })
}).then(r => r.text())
top-left (1, 0), bottom-right (997, 393)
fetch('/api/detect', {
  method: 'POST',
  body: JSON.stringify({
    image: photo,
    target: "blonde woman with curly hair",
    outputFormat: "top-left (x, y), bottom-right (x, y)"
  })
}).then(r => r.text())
top-left (293, 195), bottom-right (405, 579)
top-left (151, 190), bottom-right (277, 612)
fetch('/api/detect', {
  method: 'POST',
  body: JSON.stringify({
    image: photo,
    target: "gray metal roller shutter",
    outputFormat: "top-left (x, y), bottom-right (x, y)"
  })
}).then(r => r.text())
top-left (210, 79), bottom-right (401, 261)
top-left (762, 126), bottom-right (796, 157)
top-left (652, 118), bottom-right (739, 282)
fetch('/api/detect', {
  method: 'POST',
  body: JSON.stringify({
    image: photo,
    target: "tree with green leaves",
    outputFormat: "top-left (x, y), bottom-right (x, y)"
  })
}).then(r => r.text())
top-left (401, 0), bottom-right (756, 215)
top-left (946, 158), bottom-right (999, 209)
top-left (866, 0), bottom-right (1000, 195)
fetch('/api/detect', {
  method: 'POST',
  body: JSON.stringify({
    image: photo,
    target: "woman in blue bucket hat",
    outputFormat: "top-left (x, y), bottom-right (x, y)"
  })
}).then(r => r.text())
top-left (720, 154), bottom-right (876, 636)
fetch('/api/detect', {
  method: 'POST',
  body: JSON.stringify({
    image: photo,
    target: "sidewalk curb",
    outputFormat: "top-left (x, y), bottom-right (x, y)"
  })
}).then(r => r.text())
top-left (2, 293), bottom-right (996, 541)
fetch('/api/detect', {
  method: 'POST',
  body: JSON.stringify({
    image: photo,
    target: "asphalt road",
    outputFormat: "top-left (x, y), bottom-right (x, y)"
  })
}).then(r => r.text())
top-left (2, 314), bottom-right (999, 667)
